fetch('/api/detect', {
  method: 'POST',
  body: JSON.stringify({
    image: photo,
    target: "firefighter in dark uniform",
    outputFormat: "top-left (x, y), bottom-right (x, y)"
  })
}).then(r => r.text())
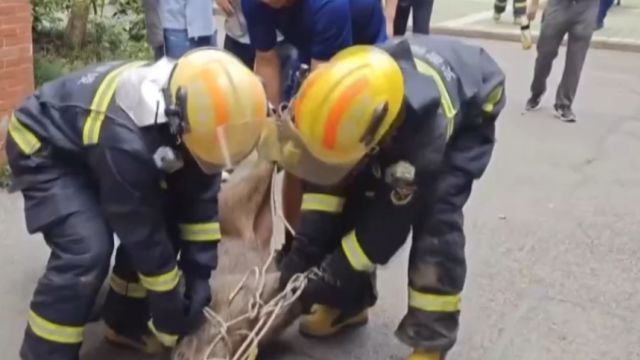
top-left (261, 34), bottom-right (506, 360)
top-left (5, 48), bottom-right (268, 360)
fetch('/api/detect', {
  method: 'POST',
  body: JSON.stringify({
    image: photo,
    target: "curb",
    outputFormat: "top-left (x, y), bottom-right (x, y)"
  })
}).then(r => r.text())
top-left (430, 25), bottom-right (640, 53)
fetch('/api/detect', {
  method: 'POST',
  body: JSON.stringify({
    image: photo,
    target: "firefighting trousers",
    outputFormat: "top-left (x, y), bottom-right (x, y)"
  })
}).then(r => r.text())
top-left (396, 122), bottom-right (496, 352)
top-left (6, 139), bottom-right (154, 360)
top-left (329, 166), bottom-right (474, 352)
top-left (394, 166), bottom-right (474, 352)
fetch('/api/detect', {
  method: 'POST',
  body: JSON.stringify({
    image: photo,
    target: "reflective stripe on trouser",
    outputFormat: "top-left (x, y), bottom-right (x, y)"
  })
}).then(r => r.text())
top-left (18, 193), bottom-right (114, 359)
top-left (138, 266), bottom-right (181, 292)
top-left (102, 245), bottom-right (151, 336)
top-left (513, 0), bottom-right (527, 16)
top-left (408, 289), bottom-right (460, 313)
top-left (494, 0), bottom-right (527, 16)
top-left (148, 320), bottom-right (178, 347)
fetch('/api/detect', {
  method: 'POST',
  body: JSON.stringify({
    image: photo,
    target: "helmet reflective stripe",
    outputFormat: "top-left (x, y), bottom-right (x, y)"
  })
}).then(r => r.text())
top-left (291, 45), bottom-right (403, 166)
top-left (323, 75), bottom-right (369, 150)
top-left (199, 63), bottom-right (230, 127)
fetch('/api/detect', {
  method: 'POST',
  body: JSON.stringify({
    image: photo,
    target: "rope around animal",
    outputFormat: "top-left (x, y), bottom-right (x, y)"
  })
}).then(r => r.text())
top-left (180, 165), bottom-right (313, 360)
top-left (199, 252), bottom-right (313, 360)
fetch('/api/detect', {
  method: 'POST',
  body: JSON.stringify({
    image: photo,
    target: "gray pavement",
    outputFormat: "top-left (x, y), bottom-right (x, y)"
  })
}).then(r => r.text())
top-left (430, 0), bottom-right (640, 52)
top-left (1, 38), bottom-right (640, 359)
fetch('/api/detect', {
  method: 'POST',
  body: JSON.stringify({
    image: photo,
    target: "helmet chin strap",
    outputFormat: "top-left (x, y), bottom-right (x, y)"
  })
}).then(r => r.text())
top-left (162, 86), bottom-right (189, 143)
top-left (359, 102), bottom-right (389, 147)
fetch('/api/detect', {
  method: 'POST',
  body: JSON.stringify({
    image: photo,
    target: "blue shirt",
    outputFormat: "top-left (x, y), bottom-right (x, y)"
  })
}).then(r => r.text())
top-left (160, 0), bottom-right (216, 39)
top-left (242, 0), bottom-right (387, 63)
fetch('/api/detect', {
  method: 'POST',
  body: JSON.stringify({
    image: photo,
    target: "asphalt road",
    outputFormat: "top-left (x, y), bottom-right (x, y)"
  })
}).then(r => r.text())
top-left (1, 38), bottom-right (639, 360)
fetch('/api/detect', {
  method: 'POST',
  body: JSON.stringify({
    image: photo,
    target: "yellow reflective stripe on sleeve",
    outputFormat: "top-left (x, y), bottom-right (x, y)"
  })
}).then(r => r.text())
top-left (179, 222), bottom-right (222, 242)
top-left (301, 193), bottom-right (345, 213)
top-left (82, 61), bottom-right (147, 145)
top-left (109, 274), bottom-right (147, 299)
top-left (8, 113), bottom-right (41, 155)
top-left (482, 85), bottom-right (504, 113)
top-left (28, 310), bottom-right (84, 344)
top-left (138, 267), bottom-right (180, 292)
top-left (414, 58), bottom-right (457, 138)
top-left (341, 231), bottom-right (375, 272)
top-left (148, 320), bottom-right (178, 347)
top-left (495, 0), bottom-right (507, 5)
top-left (514, 2), bottom-right (527, 7)
top-left (408, 288), bottom-right (461, 312)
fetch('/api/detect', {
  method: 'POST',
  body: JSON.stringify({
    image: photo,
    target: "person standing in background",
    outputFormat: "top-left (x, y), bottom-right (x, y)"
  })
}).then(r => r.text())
top-left (214, 0), bottom-right (292, 72)
top-left (242, 0), bottom-right (387, 107)
top-left (160, 0), bottom-right (217, 59)
top-left (384, 0), bottom-right (434, 36)
top-left (142, 0), bottom-right (165, 60)
top-left (242, 0), bottom-right (387, 273)
top-left (525, 0), bottom-right (599, 122)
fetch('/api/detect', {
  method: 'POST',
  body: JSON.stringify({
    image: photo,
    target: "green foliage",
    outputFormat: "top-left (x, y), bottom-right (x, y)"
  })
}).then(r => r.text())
top-left (31, 0), bottom-right (153, 87)
top-left (113, 0), bottom-right (147, 43)
top-left (34, 55), bottom-right (67, 86)
top-left (31, 0), bottom-right (68, 33)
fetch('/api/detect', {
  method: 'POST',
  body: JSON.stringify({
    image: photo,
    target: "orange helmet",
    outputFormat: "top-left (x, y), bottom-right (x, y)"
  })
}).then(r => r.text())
top-left (168, 47), bottom-right (268, 173)
top-left (259, 45), bottom-right (404, 185)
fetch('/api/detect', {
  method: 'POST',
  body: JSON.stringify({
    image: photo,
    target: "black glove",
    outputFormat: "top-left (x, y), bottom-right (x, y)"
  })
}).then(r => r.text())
top-left (278, 234), bottom-right (329, 289)
top-left (185, 276), bottom-right (212, 321)
top-left (278, 251), bottom-right (314, 290)
top-left (147, 278), bottom-right (205, 341)
top-left (300, 251), bottom-right (377, 314)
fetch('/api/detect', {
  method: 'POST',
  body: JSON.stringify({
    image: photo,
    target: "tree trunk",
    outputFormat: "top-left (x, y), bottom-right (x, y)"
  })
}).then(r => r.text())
top-left (66, 0), bottom-right (91, 49)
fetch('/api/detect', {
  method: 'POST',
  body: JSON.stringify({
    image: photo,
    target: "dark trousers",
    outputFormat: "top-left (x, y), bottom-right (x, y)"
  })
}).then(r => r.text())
top-left (597, 0), bottom-right (614, 26)
top-left (163, 29), bottom-right (216, 59)
top-left (325, 121), bottom-right (495, 352)
top-left (7, 139), bottom-right (151, 360)
top-left (393, 0), bottom-right (435, 35)
top-left (223, 35), bottom-right (256, 69)
top-left (530, 0), bottom-right (599, 107)
top-left (153, 45), bottom-right (165, 61)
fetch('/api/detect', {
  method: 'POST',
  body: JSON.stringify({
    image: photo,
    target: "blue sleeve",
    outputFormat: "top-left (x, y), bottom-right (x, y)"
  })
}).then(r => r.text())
top-left (241, 0), bottom-right (278, 51)
top-left (310, 0), bottom-right (352, 61)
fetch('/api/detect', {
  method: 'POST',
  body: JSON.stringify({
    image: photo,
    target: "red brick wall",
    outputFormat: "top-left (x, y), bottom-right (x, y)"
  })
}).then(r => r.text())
top-left (0, 0), bottom-right (34, 118)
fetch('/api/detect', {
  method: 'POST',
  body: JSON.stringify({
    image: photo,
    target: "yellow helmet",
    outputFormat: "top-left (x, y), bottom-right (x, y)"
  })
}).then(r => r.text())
top-left (258, 45), bottom-right (404, 185)
top-left (167, 47), bottom-right (268, 173)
